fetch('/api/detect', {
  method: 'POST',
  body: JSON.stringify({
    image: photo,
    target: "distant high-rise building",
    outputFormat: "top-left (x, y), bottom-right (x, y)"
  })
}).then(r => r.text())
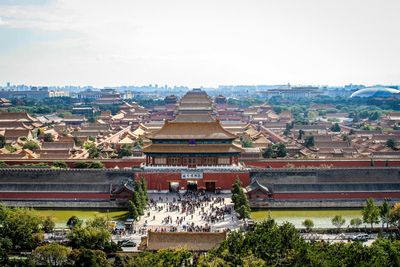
top-left (0, 87), bottom-right (69, 99)
top-left (259, 86), bottom-right (321, 99)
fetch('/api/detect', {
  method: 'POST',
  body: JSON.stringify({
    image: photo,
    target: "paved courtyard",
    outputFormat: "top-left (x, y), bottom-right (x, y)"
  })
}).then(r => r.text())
top-left (113, 192), bottom-right (242, 251)
top-left (136, 192), bottom-right (242, 233)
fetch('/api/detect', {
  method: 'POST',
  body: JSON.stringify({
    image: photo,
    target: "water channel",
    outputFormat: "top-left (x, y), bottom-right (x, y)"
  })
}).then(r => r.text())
top-left (34, 208), bottom-right (365, 229)
top-left (251, 209), bottom-right (365, 228)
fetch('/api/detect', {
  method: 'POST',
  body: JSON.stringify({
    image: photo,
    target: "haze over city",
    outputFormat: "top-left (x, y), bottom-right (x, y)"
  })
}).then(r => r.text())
top-left (1, 1), bottom-right (400, 266)
top-left (1, 0), bottom-right (400, 87)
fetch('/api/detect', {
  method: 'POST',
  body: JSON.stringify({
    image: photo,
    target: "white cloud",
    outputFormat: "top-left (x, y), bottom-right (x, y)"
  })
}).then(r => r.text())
top-left (0, 0), bottom-right (400, 87)
top-left (0, 17), bottom-right (8, 26)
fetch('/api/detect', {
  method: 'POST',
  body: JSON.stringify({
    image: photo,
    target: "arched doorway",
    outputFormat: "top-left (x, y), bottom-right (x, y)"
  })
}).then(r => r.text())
top-left (186, 180), bottom-right (198, 191)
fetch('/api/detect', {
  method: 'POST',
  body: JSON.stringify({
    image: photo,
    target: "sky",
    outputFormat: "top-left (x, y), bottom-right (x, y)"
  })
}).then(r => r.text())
top-left (0, 0), bottom-right (399, 88)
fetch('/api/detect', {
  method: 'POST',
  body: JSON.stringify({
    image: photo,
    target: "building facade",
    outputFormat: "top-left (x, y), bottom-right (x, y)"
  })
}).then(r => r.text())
top-left (143, 120), bottom-right (243, 167)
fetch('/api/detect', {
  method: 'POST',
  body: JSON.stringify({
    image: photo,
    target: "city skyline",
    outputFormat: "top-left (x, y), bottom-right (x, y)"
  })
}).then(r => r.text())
top-left (0, 0), bottom-right (399, 87)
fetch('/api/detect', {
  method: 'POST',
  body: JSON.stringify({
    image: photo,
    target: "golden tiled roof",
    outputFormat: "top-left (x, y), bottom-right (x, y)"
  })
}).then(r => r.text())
top-left (174, 114), bottom-right (214, 122)
top-left (0, 112), bottom-right (38, 122)
top-left (148, 121), bottom-right (237, 140)
top-left (145, 231), bottom-right (226, 252)
top-left (143, 144), bottom-right (243, 153)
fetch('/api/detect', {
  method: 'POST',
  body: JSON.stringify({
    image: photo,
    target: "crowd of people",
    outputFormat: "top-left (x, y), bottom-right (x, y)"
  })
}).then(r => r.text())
top-left (144, 191), bottom-right (235, 232)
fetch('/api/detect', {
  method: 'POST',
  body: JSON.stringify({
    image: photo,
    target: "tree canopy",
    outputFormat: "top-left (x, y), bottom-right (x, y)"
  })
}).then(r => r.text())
top-left (362, 198), bottom-right (380, 231)
top-left (231, 178), bottom-right (251, 220)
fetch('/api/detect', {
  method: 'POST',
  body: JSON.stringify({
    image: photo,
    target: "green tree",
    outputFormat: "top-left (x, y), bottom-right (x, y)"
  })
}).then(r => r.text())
top-left (231, 178), bottom-right (251, 220)
top-left (0, 135), bottom-right (5, 148)
top-left (88, 116), bottom-right (96, 123)
top-left (74, 136), bottom-right (83, 146)
top-left (283, 128), bottom-right (291, 136)
top-left (331, 215), bottom-right (346, 232)
top-left (69, 248), bottom-right (110, 267)
top-left (88, 147), bottom-right (100, 159)
top-left (308, 111), bottom-right (317, 122)
top-left (128, 200), bottom-right (139, 220)
top-left (389, 203), bottom-right (400, 231)
top-left (368, 238), bottom-right (400, 267)
top-left (121, 248), bottom-right (192, 267)
top-left (236, 202), bottom-right (251, 220)
top-left (31, 243), bottom-right (71, 267)
top-left (302, 219), bottom-right (314, 232)
top-left (153, 248), bottom-right (192, 267)
top-left (23, 140), bottom-right (40, 151)
top-left (140, 176), bottom-right (148, 202)
top-left (283, 123), bottom-right (293, 135)
top-left (342, 134), bottom-right (351, 142)
top-left (241, 139), bottom-right (253, 148)
top-left (36, 128), bottom-right (44, 138)
top-left (134, 138), bottom-right (144, 149)
top-left (379, 200), bottom-right (391, 231)
top-left (262, 146), bottom-right (275, 158)
top-left (4, 145), bottom-right (16, 153)
top-left (330, 123), bottom-right (341, 132)
top-left (386, 138), bottom-right (397, 150)
top-left (134, 180), bottom-right (147, 210)
top-left (276, 143), bottom-right (287, 158)
top-left (350, 217), bottom-right (363, 231)
top-left (369, 111), bottom-right (381, 121)
top-left (362, 198), bottom-right (380, 231)
top-left (132, 190), bottom-right (144, 216)
top-left (297, 129), bottom-right (304, 140)
top-left (0, 237), bottom-right (12, 264)
top-left (75, 162), bottom-right (89, 169)
top-left (43, 133), bottom-right (54, 142)
top-left (42, 216), bottom-right (55, 233)
top-left (67, 216), bottom-right (83, 229)
top-left (304, 136), bottom-right (315, 148)
top-left (86, 216), bottom-right (108, 229)
top-left (118, 144), bottom-right (133, 158)
top-left (53, 160), bottom-right (68, 169)
top-left (67, 224), bottom-right (112, 250)
top-left (225, 219), bottom-right (306, 266)
top-left (0, 206), bottom-right (44, 251)
top-left (88, 161), bottom-right (104, 169)
top-left (231, 178), bottom-right (242, 209)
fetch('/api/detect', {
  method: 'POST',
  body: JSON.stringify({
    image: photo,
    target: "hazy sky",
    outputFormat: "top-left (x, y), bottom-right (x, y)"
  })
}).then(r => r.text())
top-left (0, 0), bottom-right (399, 87)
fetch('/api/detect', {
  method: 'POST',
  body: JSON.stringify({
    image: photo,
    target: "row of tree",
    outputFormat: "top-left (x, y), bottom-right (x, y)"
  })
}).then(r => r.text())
top-left (301, 199), bottom-right (400, 232)
top-left (128, 177), bottom-right (148, 220)
top-left (200, 218), bottom-right (400, 266)
top-left (231, 179), bottom-right (251, 220)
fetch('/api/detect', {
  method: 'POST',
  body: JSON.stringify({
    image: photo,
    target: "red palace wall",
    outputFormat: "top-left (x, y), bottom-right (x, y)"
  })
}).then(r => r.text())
top-left (2, 158), bottom-right (400, 169)
top-left (244, 159), bottom-right (400, 168)
top-left (273, 192), bottom-right (400, 200)
top-left (135, 172), bottom-right (250, 191)
top-left (0, 192), bottom-right (111, 199)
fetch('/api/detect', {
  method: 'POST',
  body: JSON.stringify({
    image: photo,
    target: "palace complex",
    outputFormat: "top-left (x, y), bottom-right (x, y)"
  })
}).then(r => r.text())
top-left (0, 88), bottom-right (400, 208)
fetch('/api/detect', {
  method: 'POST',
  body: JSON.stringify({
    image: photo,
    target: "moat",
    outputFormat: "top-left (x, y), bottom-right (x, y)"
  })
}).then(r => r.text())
top-left (34, 208), bottom-right (363, 229)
